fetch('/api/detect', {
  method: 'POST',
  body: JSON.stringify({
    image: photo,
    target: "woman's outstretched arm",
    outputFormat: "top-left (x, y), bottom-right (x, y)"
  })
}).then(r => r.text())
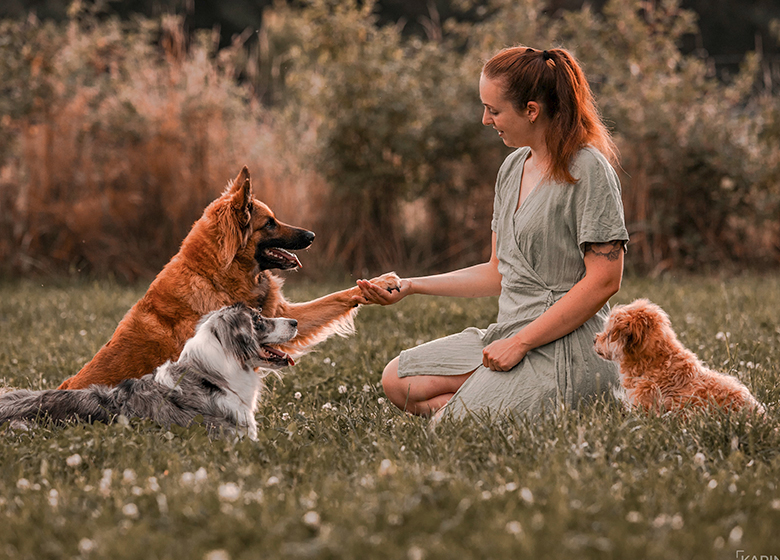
top-left (357, 232), bottom-right (501, 305)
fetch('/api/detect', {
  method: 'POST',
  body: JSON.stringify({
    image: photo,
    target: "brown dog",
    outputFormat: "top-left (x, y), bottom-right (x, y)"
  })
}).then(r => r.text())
top-left (58, 167), bottom-right (399, 390)
top-left (594, 299), bottom-right (764, 414)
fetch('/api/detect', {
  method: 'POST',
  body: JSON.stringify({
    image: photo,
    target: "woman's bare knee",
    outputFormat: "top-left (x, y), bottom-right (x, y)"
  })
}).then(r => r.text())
top-left (381, 358), bottom-right (400, 396)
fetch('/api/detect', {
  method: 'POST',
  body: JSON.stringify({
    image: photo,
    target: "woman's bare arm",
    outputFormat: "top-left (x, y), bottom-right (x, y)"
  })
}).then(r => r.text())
top-left (481, 240), bottom-right (624, 371)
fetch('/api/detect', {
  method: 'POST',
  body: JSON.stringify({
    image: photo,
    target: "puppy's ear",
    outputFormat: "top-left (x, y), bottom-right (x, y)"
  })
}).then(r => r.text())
top-left (624, 310), bottom-right (654, 355)
top-left (221, 170), bottom-right (253, 268)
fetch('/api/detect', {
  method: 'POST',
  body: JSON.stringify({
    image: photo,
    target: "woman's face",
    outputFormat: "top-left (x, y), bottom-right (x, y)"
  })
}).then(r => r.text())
top-left (479, 74), bottom-right (531, 148)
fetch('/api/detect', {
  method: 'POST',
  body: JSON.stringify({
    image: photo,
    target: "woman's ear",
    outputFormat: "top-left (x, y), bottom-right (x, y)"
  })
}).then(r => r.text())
top-left (526, 101), bottom-right (541, 123)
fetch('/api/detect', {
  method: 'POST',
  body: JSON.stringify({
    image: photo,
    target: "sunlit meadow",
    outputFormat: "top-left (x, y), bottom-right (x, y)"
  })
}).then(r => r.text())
top-left (0, 274), bottom-right (778, 560)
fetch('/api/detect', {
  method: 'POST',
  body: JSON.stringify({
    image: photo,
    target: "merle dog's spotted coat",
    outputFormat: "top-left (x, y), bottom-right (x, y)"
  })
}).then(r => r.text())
top-left (0, 304), bottom-right (297, 439)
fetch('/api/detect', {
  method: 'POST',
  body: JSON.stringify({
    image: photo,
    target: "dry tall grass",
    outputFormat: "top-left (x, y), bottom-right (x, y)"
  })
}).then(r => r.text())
top-left (0, 12), bottom-right (323, 280)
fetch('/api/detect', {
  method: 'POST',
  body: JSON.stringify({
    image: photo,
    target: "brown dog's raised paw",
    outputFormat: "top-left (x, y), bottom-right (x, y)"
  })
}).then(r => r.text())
top-left (369, 272), bottom-right (401, 294)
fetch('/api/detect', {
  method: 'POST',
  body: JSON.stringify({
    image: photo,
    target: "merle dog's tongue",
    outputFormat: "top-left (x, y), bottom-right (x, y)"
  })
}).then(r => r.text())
top-left (264, 345), bottom-right (295, 366)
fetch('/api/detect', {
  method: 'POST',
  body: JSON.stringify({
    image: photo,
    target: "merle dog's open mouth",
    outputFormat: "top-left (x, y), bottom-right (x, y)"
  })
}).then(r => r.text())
top-left (259, 345), bottom-right (295, 366)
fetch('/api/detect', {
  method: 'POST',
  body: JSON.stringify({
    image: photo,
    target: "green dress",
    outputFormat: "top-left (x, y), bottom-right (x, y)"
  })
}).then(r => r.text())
top-left (398, 146), bottom-right (629, 419)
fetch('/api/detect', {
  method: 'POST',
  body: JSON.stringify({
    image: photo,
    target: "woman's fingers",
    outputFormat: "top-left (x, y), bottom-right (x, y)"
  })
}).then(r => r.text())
top-left (357, 279), bottom-right (395, 305)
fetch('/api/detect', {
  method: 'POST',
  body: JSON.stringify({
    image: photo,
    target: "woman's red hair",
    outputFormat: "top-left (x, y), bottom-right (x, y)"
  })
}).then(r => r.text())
top-left (482, 46), bottom-right (618, 183)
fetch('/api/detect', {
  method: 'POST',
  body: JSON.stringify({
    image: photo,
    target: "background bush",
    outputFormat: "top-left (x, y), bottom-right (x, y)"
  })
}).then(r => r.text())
top-left (1, 0), bottom-right (779, 279)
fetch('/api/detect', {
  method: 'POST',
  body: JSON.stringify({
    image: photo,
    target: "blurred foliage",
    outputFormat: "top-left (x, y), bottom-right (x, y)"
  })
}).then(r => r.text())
top-left (1, 0), bottom-right (779, 279)
top-left (259, 0), bottom-right (500, 272)
top-left (0, 3), bottom-right (322, 280)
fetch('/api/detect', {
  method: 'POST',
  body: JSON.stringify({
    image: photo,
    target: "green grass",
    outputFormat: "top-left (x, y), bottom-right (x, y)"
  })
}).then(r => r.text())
top-left (0, 275), bottom-right (779, 560)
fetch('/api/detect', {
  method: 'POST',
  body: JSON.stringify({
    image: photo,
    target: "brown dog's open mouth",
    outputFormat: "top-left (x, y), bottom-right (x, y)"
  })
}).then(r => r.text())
top-left (259, 345), bottom-right (295, 367)
top-left (260, 248), bottom-right (302, 270)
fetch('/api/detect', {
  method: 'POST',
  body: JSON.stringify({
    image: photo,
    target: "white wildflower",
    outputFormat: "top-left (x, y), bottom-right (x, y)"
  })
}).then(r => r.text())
top-left (520, 487), bottom-right (534, 504)
top-left (338, 385), bottom-right (347, 394)
top-left (378, 459), bottom-right (396, 477)
top-left (122, 469), bottom-right (136, 483)
top-left (66, 454), bottom-right (82, 467)
top-left (122, 503), bottom-right (139, 518)
top-left (78, 538), bottom-right (97, 554)
top-left (48, 489), bottom-right (59, 507)
top-left (626, 511), bottom-right (642, 523)
top-left (156, 494), bottom-right (168, 514)
top-left (728, 525), bottom-right (743, 545)
top-left (16, 478), bottom-right (31, 490)
top-left (302, 511), bottom-right (321, 528)
top-left (266, 476), bottom-right (280, 486)
top-left (505, 520), bottom-right (523, 535)
top-left (218, 483), bottom-right (241, 502)
top-left (194, 467), bottom-right (207, 482)
top-left (407, 545), bottom-right (426, 560)
top-left (693, 452), bottom-right (706, 467)
top-left (294, 392), bottom-right (302, 400)
top-left (99, 469), bottom-right (113, 495)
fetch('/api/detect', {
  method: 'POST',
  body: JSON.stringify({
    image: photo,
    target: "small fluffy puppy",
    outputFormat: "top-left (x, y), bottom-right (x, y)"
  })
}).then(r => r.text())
top-left (0, 304), bottom-right (297, 439)
top-left (594, 298), bottom-right (764, 414)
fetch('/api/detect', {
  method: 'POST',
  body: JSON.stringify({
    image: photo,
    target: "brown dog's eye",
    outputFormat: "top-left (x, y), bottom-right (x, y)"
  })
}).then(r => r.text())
top-left (264, 218), bottom-right (277, 230)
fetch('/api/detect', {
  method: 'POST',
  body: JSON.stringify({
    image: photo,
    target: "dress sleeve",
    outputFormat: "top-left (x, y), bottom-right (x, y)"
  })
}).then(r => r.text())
top-left (491, 179), bottom-right (502, 233)
top-left (572, 149), bottom-right (629, 258)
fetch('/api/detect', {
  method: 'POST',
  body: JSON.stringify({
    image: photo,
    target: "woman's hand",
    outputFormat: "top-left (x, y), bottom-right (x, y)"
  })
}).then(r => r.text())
top-left (482, 335), bottom-right (528, 371)
top-left (356, 273), bottom-right (408, 306)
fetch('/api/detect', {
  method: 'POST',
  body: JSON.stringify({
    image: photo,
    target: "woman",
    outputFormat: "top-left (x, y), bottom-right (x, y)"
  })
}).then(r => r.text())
top-left (358, 46), bottom-right (629, 420)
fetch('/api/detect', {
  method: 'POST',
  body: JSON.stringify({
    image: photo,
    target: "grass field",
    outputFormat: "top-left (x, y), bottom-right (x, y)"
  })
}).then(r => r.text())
top-left (0, 274), bottom-right (778, 560)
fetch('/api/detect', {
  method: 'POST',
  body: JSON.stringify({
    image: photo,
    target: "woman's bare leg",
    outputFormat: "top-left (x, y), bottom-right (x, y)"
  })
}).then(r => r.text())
top-left (381, 356), bottom-right (475, 416)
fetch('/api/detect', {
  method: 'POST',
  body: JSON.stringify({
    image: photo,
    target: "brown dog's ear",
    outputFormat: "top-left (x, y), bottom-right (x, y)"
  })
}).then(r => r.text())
top-left (230, 166), bottom-right (250, 193)
top-left (221, 168), bottom-right (253, 268)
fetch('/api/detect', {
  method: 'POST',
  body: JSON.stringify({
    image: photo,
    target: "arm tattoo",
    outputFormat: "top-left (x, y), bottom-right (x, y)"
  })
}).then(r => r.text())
top-left (583, 240), bottom-right (624, 261)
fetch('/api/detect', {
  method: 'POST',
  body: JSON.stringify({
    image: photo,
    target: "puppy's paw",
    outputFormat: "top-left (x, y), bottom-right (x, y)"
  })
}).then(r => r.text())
top-left (369, 272), bottom-right (401, 293)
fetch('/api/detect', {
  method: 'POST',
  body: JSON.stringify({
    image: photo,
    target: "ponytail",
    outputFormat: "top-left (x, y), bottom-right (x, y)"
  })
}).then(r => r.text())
top-left (483, 46), bottom-right (618, 183)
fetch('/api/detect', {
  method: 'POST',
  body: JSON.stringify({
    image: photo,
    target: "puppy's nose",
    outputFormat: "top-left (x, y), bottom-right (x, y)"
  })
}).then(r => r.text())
top-left (290, 319), bottom-right (298, 329)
